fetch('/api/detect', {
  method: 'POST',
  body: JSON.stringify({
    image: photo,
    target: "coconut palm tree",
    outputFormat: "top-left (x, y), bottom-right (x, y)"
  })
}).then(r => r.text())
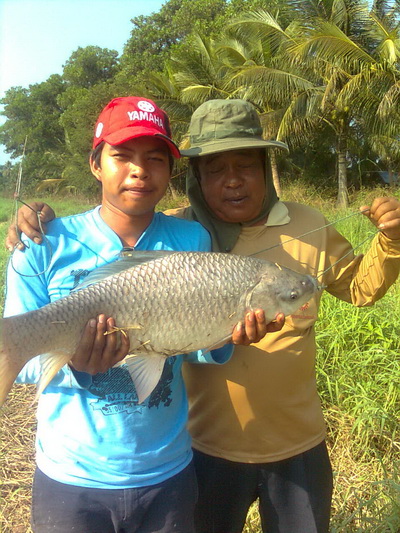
top-left (146, 1), bottom-right (400, 205)
top-left (225, 1), bottom-right (400, 205)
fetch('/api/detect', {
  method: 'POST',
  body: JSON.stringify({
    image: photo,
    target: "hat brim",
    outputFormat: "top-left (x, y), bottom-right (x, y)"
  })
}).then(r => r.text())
top-left (180, 137), bottom-right (289, 157)
top-left (102, 127), bottom-right (181, 159)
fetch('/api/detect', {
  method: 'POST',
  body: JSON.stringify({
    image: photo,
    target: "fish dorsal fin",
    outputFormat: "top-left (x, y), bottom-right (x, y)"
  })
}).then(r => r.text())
top-left (123, 353), bottom-right (167, 404)
top-left (73, 250), bottom-right (176, 291)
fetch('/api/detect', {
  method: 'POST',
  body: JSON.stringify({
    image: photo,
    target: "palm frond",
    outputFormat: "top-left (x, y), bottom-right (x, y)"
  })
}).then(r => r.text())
top-left (290, 21), bottom-right (375, 71)
top-left (229, 65), bottom-right (316, 108)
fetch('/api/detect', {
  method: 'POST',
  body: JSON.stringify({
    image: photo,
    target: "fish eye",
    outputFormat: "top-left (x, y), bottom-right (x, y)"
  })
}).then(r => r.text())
top-left (290, 291), bottom-right (298, 300)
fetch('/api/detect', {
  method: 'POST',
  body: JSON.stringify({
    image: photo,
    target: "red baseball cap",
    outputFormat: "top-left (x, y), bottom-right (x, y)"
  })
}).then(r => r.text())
top-left (92, 96), bottom-right (180, 158)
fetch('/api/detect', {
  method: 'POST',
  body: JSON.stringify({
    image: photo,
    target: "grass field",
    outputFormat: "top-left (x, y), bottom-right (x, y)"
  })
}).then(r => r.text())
top-left (0, 187), bottom-right (399, 532)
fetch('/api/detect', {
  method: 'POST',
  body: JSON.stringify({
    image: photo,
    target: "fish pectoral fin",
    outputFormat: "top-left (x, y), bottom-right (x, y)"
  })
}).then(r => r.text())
top-left (36, 351), bottom-right (73, 399)
top-left (123, 354), bottom-right (167, 404)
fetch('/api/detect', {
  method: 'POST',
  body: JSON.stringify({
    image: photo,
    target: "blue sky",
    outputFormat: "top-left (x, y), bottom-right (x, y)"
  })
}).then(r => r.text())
top-left (0, 0), bottom-right (166, 164)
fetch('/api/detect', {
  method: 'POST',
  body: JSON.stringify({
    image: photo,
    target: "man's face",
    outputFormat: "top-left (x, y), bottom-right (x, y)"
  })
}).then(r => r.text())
top-left (198, 149), bottom-right (266, 224)
top-left (90, 137), bottom-right (171, 219)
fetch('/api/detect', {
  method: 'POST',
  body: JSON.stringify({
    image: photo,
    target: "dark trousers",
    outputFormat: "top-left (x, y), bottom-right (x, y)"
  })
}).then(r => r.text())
top-left (193, 441), bottom-right (333, 533)
top-left (31, 462), bottom-right (198, 533)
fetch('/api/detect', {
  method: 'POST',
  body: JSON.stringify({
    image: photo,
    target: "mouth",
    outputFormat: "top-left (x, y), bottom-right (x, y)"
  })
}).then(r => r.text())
top-left (224, 196), bottom-right (247, 206)
top-left (124, 187), bottom-right (153, 196)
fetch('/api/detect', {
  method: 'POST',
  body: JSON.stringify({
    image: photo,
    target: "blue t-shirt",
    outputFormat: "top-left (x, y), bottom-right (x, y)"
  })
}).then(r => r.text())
top-left (4, 207), bottom-right (232, 488)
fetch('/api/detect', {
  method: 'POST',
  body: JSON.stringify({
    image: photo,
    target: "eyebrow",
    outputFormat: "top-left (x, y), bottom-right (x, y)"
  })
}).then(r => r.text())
top-left (204, 150), bottom-right (257, 164)
top-left (110, 145), bottom-right (168, 155)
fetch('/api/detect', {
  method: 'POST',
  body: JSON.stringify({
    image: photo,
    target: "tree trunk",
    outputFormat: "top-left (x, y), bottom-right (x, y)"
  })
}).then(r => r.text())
top-left (388, 162), bottom-right (394, 186)
top-left (270, 149), bottom-right (281, 197)
top-left (168, 181), bottom-right (178, 200)
top-left (336, 138), bottom-right (348, 208)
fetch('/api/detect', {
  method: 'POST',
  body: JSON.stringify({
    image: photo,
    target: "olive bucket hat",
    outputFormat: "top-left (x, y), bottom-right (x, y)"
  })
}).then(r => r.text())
top-left (180, 99), bottom-right (288, 157)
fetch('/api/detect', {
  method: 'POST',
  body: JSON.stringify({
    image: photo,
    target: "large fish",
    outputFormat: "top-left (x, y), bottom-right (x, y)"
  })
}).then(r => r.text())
top-left (0, 251), bottom-right (319, 406)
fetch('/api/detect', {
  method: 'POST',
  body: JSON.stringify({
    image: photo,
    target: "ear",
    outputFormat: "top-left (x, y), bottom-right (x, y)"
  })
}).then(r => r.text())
top-left (90, 156), bottom-right (102, 183)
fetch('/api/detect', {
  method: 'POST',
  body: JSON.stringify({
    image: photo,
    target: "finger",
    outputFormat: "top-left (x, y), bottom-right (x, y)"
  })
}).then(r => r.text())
top-left (377, 217), bottom-right (400, 240)
top-left (265, 313), bottom-right (285, 333)
top-left (360, 205), bottom-right (371, 218)
top-left (98, 317), bottom-right (119, 372)
top-left (371, 197), bottom-right (394, 219)
top-left (365, 197), bottom-right (399, 222)
top-left (36, 203), bottom-right (56, 223)
top-left (366, 198), bottom-right (400, 239)
top-left (69, 318), bottom-right (98, 371)
top-left (88, 314), bottom-right (110, 373)
top-left (15, 202), bottom-right (56, 245)
top-left (96, 317), bottom-right (130, 373)
top-left (231, 321), bottom-right (248, 345)
top-left (247, 310), bottom-right (270, 343)
top-left (254, 309), bottom-right (267, 328)
top-left (244, 311), bottom-right (258, 343)
top-left (111, 320), bottom-right (130, 364)
top-left (5, 225), bottom-right (25, 252)
top-left (16, 209), bottom-right (45, 245)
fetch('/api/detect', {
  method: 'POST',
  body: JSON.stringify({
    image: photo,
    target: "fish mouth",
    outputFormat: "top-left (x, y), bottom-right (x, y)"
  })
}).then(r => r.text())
top-left (306, 275), bottom-right (324, 291)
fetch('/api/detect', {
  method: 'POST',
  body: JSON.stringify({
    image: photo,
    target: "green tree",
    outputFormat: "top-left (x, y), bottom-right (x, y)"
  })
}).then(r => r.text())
top-left (0, 75), bottom-right (67, 189)
top-left (117, 0), bottom-right (227, 93)
top-left (223, 2), bottom-right (400, 205)
top-left (62, 46), bottom-right (120, 89)
top-left (0, 46), bottom-right (122, 195)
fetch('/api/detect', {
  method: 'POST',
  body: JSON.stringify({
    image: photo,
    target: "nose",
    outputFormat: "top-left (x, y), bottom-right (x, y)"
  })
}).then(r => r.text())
top-left (224, 165), bottom-right (243, 188)
top-left (128, 160), bottom-right (148, 180)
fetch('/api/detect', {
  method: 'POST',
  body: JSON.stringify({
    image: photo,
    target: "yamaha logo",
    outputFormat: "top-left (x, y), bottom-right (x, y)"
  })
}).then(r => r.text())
top-left (138, 100), bottom-right (155, 113)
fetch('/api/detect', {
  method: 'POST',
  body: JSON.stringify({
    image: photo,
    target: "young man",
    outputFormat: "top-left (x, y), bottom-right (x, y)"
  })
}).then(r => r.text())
top-left (9, 99), bottom-right (400, 533)
top-left (3, 96), bottom-right (269, 533)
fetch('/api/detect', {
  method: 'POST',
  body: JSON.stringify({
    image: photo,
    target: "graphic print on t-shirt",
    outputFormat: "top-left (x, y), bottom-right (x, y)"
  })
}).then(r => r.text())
top-left (87, 357), bottom-right (175, 415)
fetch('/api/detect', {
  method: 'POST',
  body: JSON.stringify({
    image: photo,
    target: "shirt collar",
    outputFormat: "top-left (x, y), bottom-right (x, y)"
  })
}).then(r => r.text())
top-left (264, 201), bottom-right (290, 227)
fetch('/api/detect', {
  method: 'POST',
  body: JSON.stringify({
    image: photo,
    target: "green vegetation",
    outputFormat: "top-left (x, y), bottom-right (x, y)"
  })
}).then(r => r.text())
top-left (2, 1), bottom-right (400, 203)
top-left (0, 187), bottom-right (399, 531)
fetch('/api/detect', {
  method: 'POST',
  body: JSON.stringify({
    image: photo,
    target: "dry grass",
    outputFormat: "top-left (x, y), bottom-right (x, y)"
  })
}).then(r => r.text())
top-left (1, 386), bottom-right (36, 533)
top-left (1, 393), bottom-right (398, 532)
top-left (243, 412), bottom-right (400, 533)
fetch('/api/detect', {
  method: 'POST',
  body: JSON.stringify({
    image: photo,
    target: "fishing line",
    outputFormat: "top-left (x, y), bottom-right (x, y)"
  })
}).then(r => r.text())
top-left (9, 186), bottom-right (379, 281)
top-left (316, 232), bottom-right (377, 281)
top-left (10, 136), bottom-right (27, 233)
top-left (250, 207), bottom-right (371, 257)
top-left (9, 137), bottom-right (53, 278)
top-left (249, 206), bottom-right (380, 279)
top-left (10, 200), bottom-right (54, 278)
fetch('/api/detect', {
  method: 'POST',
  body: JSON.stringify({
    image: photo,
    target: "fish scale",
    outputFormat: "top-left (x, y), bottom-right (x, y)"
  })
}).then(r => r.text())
top-left (0, 251), bottom-right (319, 405)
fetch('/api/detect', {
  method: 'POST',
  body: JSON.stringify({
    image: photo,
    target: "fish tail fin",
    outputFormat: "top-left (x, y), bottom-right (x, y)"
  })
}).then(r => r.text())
top-left (0, 318), bottom-right (25, 407)
top-left (123, 354), bottom-right (167, 404)
top-left (35, 351), bottom-right (73, 400)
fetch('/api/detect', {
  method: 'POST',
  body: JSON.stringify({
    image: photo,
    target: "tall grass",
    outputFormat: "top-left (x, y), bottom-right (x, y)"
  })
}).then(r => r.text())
top-left (0, 187), bottom-right (399, 532)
